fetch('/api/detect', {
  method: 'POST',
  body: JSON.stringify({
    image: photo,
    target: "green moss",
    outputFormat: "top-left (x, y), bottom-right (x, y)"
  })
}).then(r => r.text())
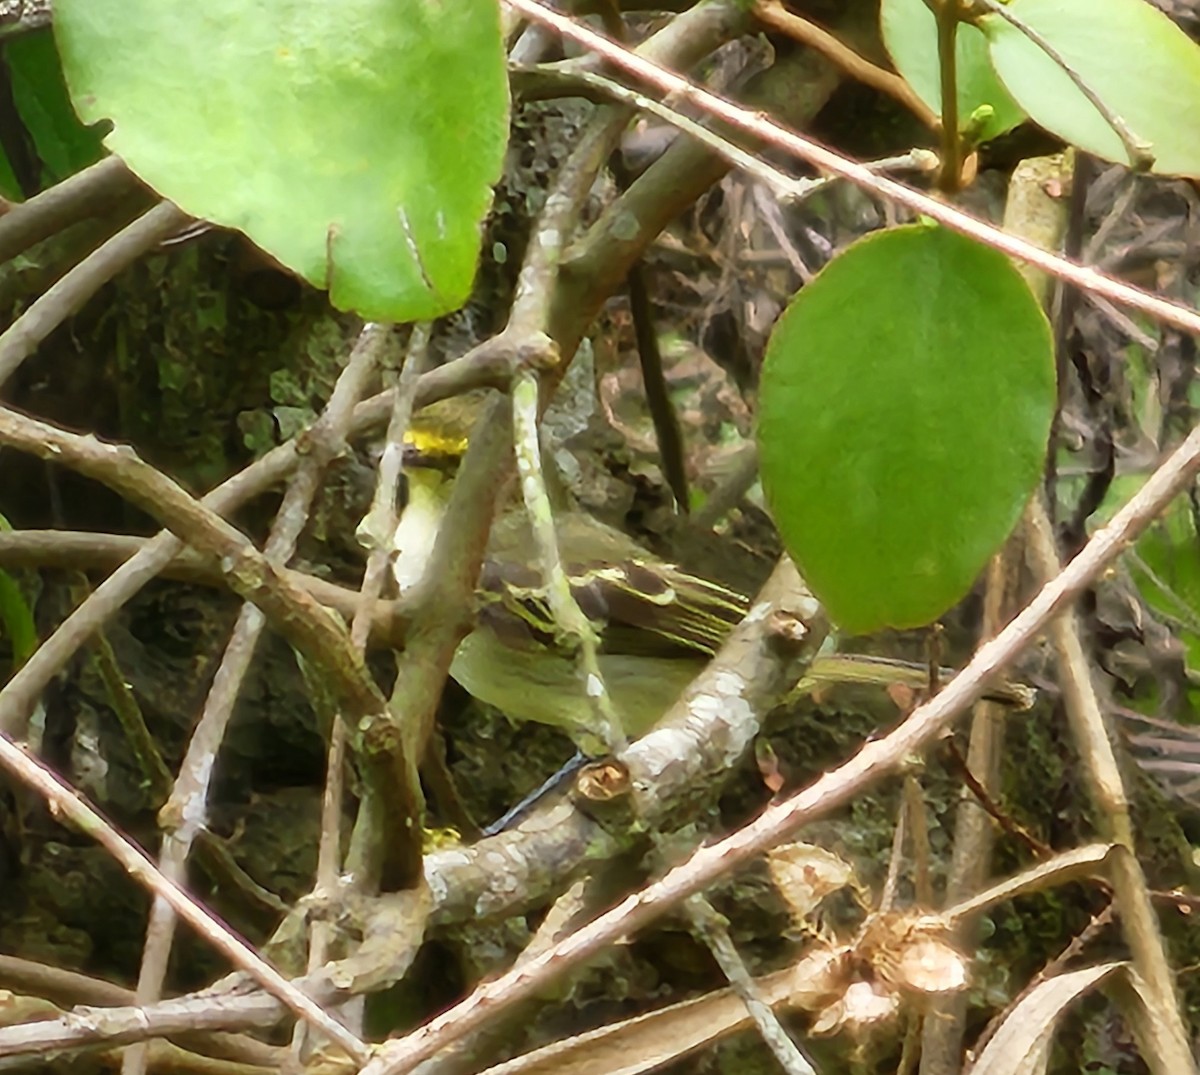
top-left (104, 233), bottom-right (358, 492)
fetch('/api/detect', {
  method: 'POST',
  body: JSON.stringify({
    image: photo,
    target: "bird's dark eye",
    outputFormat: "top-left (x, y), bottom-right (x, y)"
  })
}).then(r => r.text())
top-left (401, 441), bottom-right (422, 469)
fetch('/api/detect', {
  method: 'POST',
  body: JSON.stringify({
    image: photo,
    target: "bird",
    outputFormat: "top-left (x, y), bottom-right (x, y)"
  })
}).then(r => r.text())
top-left (387, 395), bottom-right (1033, 751)
top-left (389, 397), bottom-right (749, 747)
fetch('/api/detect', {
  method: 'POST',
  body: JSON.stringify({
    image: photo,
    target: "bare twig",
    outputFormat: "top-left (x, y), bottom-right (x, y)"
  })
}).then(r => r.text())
top-left (516, 64), bottom-right (823, 204)
top-left (0, 529), bottom-right (413, 645)
top-left (73, 571), bottom-right (174, 804)
top-left (904, 773), bottom-right (932, 906)
top-left (0, 155), bottom-right (140, 263)
top-left (879, 796), bottom-right (907, 914)
top-left (0, 407), bottom-right (387, 728)
top-left (357, 323), bottom-right (433, 552)
top-left (0, 955), bottom-right (284, 1068)
top-left (289, 324), bottom-right (435, 1065)
top-left (122, 324), bottom-right (392, 1075)
top-left (512, 367), bottom-right (624, 751)
top-left (0, 200), bottom-right (190, 387)
top-left (753, 0), bottom-right (938, 130)
top-left (511, 0), bottom-right (1200, 340)
top-left (0, 978), bottom-right (321, 1060)
top-left (623, 236), bottom-right (690, 512)
top-left (1024, 500), bottom-right (1193, 1075)
top-left (685, 894), bottom-right (817, 1075)
top-left (0, 731), bottom-right (369, 1061)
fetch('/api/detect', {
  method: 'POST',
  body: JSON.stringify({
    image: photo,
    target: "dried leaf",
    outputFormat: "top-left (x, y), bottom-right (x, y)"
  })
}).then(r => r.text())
top-left (476, 948), bottom-right (847, 1075)
top-left (887, 935), bottom-right (967, 995)
top-left (810, 980), bottom-right (898, 1035)
top-left (971, 963), bottom-right (1126, 1075)
top-left (767, 842), bottom-right (854, 922)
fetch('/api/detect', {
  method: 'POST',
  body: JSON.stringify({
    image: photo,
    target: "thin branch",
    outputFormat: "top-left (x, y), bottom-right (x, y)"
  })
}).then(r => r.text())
top-left (73, 571), bottom-right (174, 803)
top-left (610, 147), bottom-right (691, 514)
top-left (0, 978), bottom-right (317, 1060)
top-left (0, 529), bottom-right (413, 645)
top-left (512, 368), bottom-right (624, 752)
top-left (685, 895), bottom-right (817, 1075)
top-left (0, 407), bottom-right (388, 728)
top-left (0, 200), bottom-right (190, 388)
top-left (879, 795), bottom-right (907, 914)
top-left (1024, 499), bottom-right (1193, 1075)
top-left (0, 155), bottom-right (140, 263)
top-left (511, 0), bottom-right (1200, 340)
top-left (356, 323), bottom-right (432, 552)
top-left (0, 730), bottom-right (370, 1061)
top-left (123, 324), bottom-right (392, 1075)
top-left (515, 64), bottom-right (822, 203)
top-left (288, 325), bottom-right (434, 1066)
top-left (0, 954), bottom-right (283, 1068)
top-left (753, 0), bottom-right (939, 130)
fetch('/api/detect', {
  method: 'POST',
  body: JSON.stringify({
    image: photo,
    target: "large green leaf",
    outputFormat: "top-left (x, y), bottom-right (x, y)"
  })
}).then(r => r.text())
top-left (6, 29), bottom-right (107, 188)
top-left (757, 224), bottom-right (1055, 634)
top-left (981, 0), bottom-right (1200, 176)
top-left (881, 0), bottom-right (1025, 143)
top-left (53, 0), bottom-right (509, 320)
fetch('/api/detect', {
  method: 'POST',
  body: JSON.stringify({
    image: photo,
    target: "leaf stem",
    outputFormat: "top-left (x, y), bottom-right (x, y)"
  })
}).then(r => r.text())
top-left (935, 0), bottom-right (962, 191)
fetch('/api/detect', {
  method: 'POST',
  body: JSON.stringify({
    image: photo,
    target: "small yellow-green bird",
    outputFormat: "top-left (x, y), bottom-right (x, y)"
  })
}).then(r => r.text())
top-left (388, 398), bottom-right (1032, 747)
top-left (390, 408), bottom-right (747, 743)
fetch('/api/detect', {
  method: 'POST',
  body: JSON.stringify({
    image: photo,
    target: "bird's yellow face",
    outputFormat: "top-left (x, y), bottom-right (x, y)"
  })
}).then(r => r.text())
top-left (391, 395), bottom-right (485, 594)
top-left (401, 394), bottom-right (485, 470)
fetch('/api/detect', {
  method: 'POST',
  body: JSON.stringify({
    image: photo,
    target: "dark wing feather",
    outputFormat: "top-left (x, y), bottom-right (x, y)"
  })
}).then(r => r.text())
top-left (475, 557), bottom-right (748, 659)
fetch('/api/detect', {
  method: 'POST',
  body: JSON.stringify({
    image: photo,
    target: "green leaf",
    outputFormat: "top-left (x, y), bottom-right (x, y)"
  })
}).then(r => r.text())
top-left (0, 144), bottom-right (21, 200)
top-left (0, 570), bottom-right (36, 668)
top-left (0, 515), bottom-right (35, 668)
top-left (6, 29), bottom-right (106, 186)
top-left (881, 0), bottom-right (1025, 142)
top-left (1128, 497), bottom-right (1200, 697)
top-left (981, 0), bottom-right (1200, 176)
top-left (757, 224), bottom-right (1055, 634)
top-left (53, 0), bottom-right (509, 321)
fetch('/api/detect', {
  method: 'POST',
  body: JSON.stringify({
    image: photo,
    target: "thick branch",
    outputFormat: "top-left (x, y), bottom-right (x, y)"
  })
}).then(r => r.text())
top-left (0, 408), bottom-right (386, 730)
